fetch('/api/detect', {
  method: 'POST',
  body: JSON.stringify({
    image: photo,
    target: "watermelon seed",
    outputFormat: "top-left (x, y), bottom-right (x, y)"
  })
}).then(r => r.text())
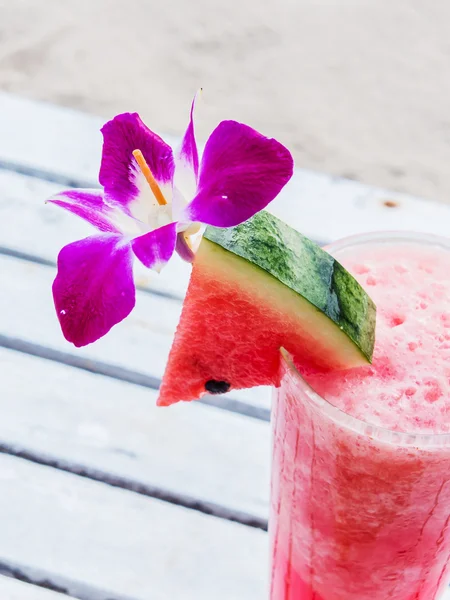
top-left (205, 380), bottom-right (231, 394)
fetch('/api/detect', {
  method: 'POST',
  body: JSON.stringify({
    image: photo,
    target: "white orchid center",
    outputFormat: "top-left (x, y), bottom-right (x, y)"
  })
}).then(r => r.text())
top-left (124, 148), bottom-right (174, 235)
top-left (131, 146), bottom-right (201, 243)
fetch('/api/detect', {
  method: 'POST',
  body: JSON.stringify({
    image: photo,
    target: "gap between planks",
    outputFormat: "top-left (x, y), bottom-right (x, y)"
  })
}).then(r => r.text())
top-left (0, 442), bottom-right (267, 532)
top-left (0, 244), bottom-right (182, 302)
top-left (0, 334), bottom-right (270, 422)
top-left (0, 159), bottom-right (95, 190)
top-left (0, 568), bottom-right (136, 600)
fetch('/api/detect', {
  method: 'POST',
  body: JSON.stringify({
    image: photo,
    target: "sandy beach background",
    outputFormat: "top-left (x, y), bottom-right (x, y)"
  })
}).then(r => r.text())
top-left (0, 0), bottom-right (449, 203)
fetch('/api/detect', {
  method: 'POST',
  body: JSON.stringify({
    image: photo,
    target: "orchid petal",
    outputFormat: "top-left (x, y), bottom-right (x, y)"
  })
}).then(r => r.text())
top-left (47, 189), bottom-right (143, 236)
top-left (173, 92), bottom-right (199, 200)
top-left (185, 120), bottom-right (294, 227)
top-left (175, 232), bottom-right (196, 263)
top-left (99, 113), bottom-right (175, 221)
top-left (53, 234), bottom-right (135, 347)
top-left (131, 222), bottom-right (177, 272)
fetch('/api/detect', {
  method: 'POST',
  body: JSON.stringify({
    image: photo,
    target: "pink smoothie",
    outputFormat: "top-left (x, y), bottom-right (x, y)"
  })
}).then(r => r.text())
top-left (270, 234), bottom-right (450, 600)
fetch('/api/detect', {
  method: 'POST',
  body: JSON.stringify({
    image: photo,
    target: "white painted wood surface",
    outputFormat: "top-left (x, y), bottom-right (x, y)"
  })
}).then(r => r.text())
top-left (0, 92), bottom-right (449, 599)
top-left (0, 92), bottom-right (105, 186)
top-left (0, 454), bottom-right (267, 600)
top-left (0, 576), bottom-right (67, 600)
top-left (0, 95), bottom-right (271, 600)
top-left (274, 169), bottom-right (450, 244)
top-left (0, 347), bottom-right (269, 520)
top-left (1, 91), bottom-right (450, 246)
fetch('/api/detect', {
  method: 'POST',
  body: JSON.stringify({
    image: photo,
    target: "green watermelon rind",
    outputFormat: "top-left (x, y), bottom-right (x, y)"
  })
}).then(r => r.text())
top-left (204, 211), bottom-right (376, 363)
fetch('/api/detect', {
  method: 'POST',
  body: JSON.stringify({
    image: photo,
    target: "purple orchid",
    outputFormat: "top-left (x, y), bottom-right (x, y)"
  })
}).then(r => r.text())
top-left (49, 96), bottom-right (294, 347)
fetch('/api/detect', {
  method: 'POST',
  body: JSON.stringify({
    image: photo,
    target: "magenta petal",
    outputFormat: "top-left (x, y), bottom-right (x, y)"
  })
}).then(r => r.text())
top-left (48, 189), bottom-right (122, 233)
top-left (186, 120), bottom-right (294, 227)
top-left (173, 93), bottom-right (200, 201)
top-left (99, 113), bottom-right (175, 207)
top-left (131, 222), bottom-right (177, 271)
top-left (178, 93), bottom-right (199, 179)
top-left (53, 234), bottom-right (135, 347)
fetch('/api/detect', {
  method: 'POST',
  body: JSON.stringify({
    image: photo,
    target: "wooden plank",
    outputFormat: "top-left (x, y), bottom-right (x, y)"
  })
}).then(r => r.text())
top-left (1, 93), bottom-right (449, 244)
top-left (0, 245), bottom-right (271, 411)
top-left (0, 346), bottom-right (269, 520)
top-left (0, 91), bottom-right (104, 186)
top-left (0, 576), bottom-right (67, 600)
top-left (0, 454), bottom-right (267, 600)
top-left (274, 169), bottom-right (450, 244)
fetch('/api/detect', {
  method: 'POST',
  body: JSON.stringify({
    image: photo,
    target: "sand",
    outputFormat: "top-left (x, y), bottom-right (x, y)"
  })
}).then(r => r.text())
top-left (0, 0), bottom-right (449, 203)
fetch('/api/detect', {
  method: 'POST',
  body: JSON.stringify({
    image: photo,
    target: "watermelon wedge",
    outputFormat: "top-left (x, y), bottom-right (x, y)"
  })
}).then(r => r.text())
top-left (158, 211), bottom-right (376, 406)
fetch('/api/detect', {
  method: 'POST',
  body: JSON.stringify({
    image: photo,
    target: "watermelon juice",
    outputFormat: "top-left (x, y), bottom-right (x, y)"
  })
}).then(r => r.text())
top-left (270, 232), bottom-right (450, 600)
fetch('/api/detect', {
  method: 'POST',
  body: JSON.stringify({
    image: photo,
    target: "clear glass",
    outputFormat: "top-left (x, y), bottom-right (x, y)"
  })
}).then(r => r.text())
top-left (269, 232), bottom-right (450, 600)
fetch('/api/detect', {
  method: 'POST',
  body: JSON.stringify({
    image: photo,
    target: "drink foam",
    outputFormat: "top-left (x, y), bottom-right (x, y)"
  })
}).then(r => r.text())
top-left (307, 241), bottom-right (450, 433)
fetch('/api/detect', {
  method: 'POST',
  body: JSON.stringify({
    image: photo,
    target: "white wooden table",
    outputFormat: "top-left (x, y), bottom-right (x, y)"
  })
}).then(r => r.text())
top-left (0, 92), bottom-right (449, 600)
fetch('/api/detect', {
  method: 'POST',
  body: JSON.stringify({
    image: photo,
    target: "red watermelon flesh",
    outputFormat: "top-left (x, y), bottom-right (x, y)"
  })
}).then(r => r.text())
top-left (158, 227), bottom-right (375, 407)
